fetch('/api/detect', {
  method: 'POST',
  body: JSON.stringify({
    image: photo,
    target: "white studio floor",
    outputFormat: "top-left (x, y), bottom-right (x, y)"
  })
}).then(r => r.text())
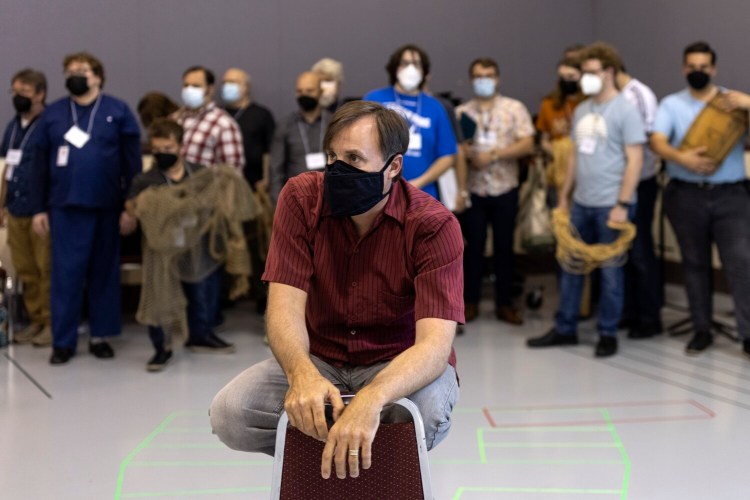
top-left (2, 277), bottom-right (749, 500)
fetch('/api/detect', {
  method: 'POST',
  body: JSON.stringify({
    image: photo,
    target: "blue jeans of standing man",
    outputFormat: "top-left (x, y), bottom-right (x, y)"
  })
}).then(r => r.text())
top-left (149, 269), bottom-right (221, 350)
top-left (555, 203), bottom-right (631, 338)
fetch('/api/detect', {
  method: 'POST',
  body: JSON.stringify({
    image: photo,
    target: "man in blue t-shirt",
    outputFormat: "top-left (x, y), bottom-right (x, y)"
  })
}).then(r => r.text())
top-left (364, 44), bottom-right (457, 201)
top-left (651, 41), bottom-right (750, 359)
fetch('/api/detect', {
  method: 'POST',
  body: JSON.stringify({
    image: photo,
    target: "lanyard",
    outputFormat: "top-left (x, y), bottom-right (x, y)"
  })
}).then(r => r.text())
top-left (392, 88), bottom-right (422, 131)
top-left (69, 94), bottom-right (103, 136)
top-left (297, 115), bottom-right (325, 154)
top-left (232, 106), bottom-right (247, 121)
top-left (7, 118), bottom-right (40, 152)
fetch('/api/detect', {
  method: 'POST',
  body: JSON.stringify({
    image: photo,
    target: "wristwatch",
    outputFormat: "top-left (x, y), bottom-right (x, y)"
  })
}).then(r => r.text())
top-left (616, 200), bottom-right (632, 209)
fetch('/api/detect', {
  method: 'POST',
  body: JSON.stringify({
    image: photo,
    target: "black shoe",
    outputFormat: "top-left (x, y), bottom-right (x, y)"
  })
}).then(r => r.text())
top-left (527, 329), bottom-right (578, 348)
top-left (89, 341), bottom-right (115, 359)
top-left (595, 336), bottom-right (618, 357)
top-left (743, 340), bottom-right (750, 360)
top-left (185, 334), bottom-right (236, 353)
top-left (50, 347), bottom-right (75, 365)
top-left (146, 351), bottom-right (173, 372)
top-left (628, 322), bottom-right (663, 339)
top-left (686, 331), bottom-right (713, 355)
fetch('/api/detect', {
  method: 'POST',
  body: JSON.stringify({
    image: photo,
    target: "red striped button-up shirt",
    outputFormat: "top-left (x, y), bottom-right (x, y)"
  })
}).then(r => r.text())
top-left (263, 172), bottom-right (464, 368)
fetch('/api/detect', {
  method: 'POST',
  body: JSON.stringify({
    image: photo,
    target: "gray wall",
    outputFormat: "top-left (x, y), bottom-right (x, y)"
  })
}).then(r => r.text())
top-left (0, 0), bottom-right (594, 129)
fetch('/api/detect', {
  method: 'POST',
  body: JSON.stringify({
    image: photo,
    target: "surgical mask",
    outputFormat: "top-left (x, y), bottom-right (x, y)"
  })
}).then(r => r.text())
top-left (686, 71), bottom-right (711, 90)
top-left (472, 77), bottom-right (496, 98)
top-left (12, 95), bottom-right (32, 114)
top-left (580, 73), bottom-right (603, 96)
top-left (297, 95), bottom-right (319, 112)
top-left (558, 78), bottom-right (579, 96)
top-left (221, 83), bottom-right (241, 103)
top-left (323, 155), bottom-right (395, 217)
top-left (153, 152), bottom-right (179, 171)
top-left (319, 80), bottom-right (337, 107)
top-left (66, 75), bottom-right (89, 97)
top-left (397, 64), bottom-right (422, 92)
top-left (181, 86), bottom-right (205, 109)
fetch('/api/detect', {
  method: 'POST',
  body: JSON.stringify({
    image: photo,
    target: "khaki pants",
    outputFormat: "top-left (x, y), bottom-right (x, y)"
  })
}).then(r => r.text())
top-left (7, 214), bottom-right (51, 327)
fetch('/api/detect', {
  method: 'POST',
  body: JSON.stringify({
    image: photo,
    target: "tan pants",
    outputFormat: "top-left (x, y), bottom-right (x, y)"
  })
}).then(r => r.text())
top-left (7, 214), bottom-right (51, 327)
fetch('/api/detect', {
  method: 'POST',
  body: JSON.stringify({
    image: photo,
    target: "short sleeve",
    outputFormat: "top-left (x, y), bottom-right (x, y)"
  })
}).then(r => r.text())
top-left (652, 98), bottom-right (675, 140)
top-left (513, 101), bottom-right (535, 139)
top-left (622, 102), bottom-right (647, 145)
top-left (434, 103), bottom-right (458, 158)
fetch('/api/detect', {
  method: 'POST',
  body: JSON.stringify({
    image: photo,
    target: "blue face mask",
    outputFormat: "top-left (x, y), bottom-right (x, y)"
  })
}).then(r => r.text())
top-left (181, 86), bottom-right (205, 109)
top-left (222, 83), bottom-right (241, 103)
top-left (472, 77), bottom-right (496, 98)
top-left (323, 155), bottom-right (396, 217)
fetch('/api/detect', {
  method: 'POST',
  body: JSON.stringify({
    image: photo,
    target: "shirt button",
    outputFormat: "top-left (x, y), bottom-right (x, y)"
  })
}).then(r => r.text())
top-left (350, 330), bottom-right (356, 335)
top-left (351, 282), bottom-right (357, 287)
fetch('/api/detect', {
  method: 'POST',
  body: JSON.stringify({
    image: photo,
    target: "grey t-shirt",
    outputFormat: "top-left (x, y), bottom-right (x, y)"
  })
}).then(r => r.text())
top-left (572, 93), bottom-right (646, 207)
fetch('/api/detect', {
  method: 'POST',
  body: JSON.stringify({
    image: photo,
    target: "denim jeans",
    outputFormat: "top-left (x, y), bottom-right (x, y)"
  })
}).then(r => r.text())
top-left (555, 203), bottom-right (631, 337)
top-left (209, 356), bottom-right (460, 456)
top-left (149, 268), bottom-right (221, 350)
top-left (623, 176), bottom-right (662, 327)
top-left (664, 180), bottom-right (750, 338)
top-left (462, 189), bottom-right (519, 308)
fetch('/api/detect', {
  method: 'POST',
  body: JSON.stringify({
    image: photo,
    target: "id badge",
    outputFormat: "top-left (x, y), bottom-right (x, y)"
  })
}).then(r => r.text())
top-left (5, 164), bottom-right (15, 181)
top-left (408, 131), bottom-right (422, 151)
top-left (64, 125), bottom-right (90, 149)
top-left (5, 149), bottom-right (22, 166)
top-left (477, 130), bottom-right (498, 146)
top-left (578, 137), bottom-right (597, 155)
top-left (56, 145), bottom-right (70, 167)
top-left (305, 152), bottom-right (326, 170)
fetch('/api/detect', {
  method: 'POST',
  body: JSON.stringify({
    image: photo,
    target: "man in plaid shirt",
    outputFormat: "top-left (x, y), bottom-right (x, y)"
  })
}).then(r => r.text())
top-left (172, 66), bottom-right (245, 170)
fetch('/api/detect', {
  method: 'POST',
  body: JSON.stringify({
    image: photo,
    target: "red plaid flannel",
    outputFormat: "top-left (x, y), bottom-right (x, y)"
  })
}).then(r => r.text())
top-left (173, 102), bottom-right (245, 170)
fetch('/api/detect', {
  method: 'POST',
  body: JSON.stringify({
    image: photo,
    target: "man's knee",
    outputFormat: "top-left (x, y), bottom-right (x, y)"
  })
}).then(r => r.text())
top-left (407, 366), bottom-right (460, 450)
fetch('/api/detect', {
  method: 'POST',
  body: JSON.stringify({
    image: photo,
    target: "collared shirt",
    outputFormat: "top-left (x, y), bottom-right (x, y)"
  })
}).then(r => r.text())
top-left (621, 78), bottom-right (659, 179)
top-left (653, 88), bottom-right (746, 184)
top-left (223, 102), bottom-right (275, 186)
top-left (268, 111), bottom-right (328, 203)
top-left (456, 95), bottom-right (535, 197)
top-left (1, 115), bottom-right (44, 216)
top-left (30, 94), bottom-right (142, 213)
top-left (262, 173), bottom-right (464, 368)
top-left (173, 102), bottom-right (245, 170)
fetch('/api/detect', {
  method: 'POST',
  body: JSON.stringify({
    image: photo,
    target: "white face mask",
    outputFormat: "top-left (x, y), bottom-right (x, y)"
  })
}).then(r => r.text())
top-left (319, 80), bottom-right (338, 107)
top-left (580, 73), bottom-right (603, 96)
top-left (221, 82), bottom-right (242, 103)
top-left (397, 64), bottom-right (423, 92)
top-left (182, 86), bottom-right (206, 109)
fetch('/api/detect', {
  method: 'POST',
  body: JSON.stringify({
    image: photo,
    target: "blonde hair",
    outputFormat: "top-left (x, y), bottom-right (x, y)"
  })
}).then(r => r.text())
top-left (311, 58), bottom-right (344, 83)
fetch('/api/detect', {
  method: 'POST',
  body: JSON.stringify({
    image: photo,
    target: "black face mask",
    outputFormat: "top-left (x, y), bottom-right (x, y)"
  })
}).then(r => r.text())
top-left (558, 78), bottom-right (579, 96)
top-left (153, 153), bottom-right (179, 171)
top-left (686, 71), bottom-right (711, 90)
top-left (12, 95), bottom-right (32, 114)
top-left (323, 155), bottom-right (395, 217)
top-left (297, 95), bottom-right (319, 112)
top-left (66, 75), bottom-right (90, 96)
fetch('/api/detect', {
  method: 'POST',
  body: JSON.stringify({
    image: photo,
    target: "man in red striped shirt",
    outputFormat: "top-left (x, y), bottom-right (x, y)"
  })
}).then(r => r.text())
top-left (210, 101), bottom-right (464, 480)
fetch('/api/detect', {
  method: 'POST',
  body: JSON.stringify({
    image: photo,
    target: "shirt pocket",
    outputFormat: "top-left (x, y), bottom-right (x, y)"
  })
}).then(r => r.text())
top-left (377, 290), bottom-right (415, 326)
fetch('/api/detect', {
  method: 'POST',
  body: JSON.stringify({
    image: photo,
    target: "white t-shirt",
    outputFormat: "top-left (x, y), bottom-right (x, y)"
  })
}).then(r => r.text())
top-left (621, 78), bottom-right (659, 179)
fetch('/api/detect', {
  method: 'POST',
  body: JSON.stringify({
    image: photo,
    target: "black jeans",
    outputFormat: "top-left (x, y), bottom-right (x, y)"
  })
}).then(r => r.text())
top-left (623, 176), bottom-right (662, 328)
top-left (462, 189), bottom-right (518, 308)
top-left (664, 180), bottom-right (750, 339)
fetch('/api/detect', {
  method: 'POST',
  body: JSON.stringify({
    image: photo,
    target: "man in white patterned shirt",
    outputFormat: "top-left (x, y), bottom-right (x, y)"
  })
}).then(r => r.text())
top-left (172, 66), bottom-right (245, 170)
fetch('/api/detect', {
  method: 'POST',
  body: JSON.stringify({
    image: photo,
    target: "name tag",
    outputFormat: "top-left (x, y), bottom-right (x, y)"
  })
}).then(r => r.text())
top-left (578, 137), bottom-right (597, 155)
top-left (5, 149), bottom-right (22, 166)
top-left (408, 131), bottom-right (422, 151)
top-left (5, 164), bottom-right (15, 181)
top-left (64, 125), bottom-right (90, 149)
top-left (305, 152), bottom-right (326, 170)
top-left (477, 130), bottom-right (498, 146)
top-left (56, 145), bottom-right (70, 167)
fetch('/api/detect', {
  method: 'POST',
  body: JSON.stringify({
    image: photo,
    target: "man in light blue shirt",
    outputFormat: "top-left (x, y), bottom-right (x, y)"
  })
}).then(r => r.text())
top-left (528, 43), bottom-right (645, 358)
top-left (651, 41), bottom-right (750, 358)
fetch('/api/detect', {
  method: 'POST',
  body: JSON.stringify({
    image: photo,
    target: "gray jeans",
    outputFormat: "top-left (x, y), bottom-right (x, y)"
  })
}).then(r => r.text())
top-left (209, 356), bottom-right (459, 456)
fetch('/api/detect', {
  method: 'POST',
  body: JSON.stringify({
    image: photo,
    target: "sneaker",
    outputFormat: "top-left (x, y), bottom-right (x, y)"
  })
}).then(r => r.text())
top-left (527, 328), bottom-right (578, 348)
top-left (686, 331), bottom-right (713, 355)
top-left (185, 333), bottom-right (236, 353)
top-left (13, 324), bottom-right (43, 344)
top-left (146, 351), bottom-right (173, 372)
top-left (89, 341), bottom-right (115, 359)
top-left (595, 336), bottom-right (618, 357)
top-left (50, 347), bottom-right (75, 365)
top-left (31, 326), bottom-right (53, 347)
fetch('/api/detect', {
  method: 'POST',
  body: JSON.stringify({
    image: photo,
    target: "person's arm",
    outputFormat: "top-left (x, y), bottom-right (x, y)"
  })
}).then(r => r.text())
top-left (320, 317), bottom-right (455, 479)
top-left (557, 148), bottom-right (577, 211)
top-left (268, 122), bottom-right (287, 204)
top-left (649, 133), bottom-right (715, 175)
top-left (119, 105), bottom-right (142, 236)
top-left (609, 143), bottom-right (643, 223)
top-left (410, 154), bottom-right (454, 189)
top-left (30, 113), bottom-right (51, 236)
top-left (453, 146), bottom-right (470, 213)
top-left (411, 101), bottom-right (458, 189)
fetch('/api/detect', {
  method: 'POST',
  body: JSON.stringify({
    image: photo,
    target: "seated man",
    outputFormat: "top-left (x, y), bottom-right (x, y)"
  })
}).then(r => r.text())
top-left (210, 101), bottom-right (463, 480)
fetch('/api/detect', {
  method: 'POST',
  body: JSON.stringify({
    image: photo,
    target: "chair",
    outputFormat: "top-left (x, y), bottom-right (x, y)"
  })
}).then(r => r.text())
top-left (270, 397), bottom-right (433, 500)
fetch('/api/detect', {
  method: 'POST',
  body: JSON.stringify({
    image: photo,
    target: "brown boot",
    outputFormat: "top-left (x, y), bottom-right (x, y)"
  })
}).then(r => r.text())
top-left (32, 326), bottom-right (53, 347)
top-left (13, 324), bottom-right (43, 345)
top-left (465, 303), bottom-right (479, 322)
top-left (496, 305), bottom-right (524, 325)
